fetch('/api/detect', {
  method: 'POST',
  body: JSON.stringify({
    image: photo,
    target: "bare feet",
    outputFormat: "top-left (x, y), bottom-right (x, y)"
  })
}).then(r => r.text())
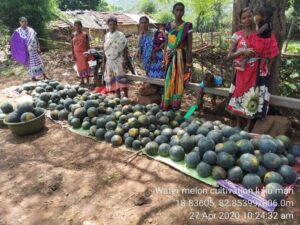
top-left (43, 74), bottom-right (49, 80)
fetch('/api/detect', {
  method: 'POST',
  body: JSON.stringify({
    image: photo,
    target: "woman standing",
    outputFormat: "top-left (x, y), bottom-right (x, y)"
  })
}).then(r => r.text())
top-left (71, 20), bottom-right (91, 86)
top-left (161, 2), bottom-right (193, 111)
top-left (137, 17), bottom-right (165, 79)
top-left (10, 17), bottom-right (48, 81)
top-left (103, 17), bottom-right (128, 97)
top-left (226, 7), bottom-right (279, 131)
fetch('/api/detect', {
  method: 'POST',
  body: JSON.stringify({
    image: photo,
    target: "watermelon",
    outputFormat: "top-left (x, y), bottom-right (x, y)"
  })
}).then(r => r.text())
top-left (258, 138), bottom-right (278, 154)
top-left (264, 171), bottom-right (284, 185)
top-left (217, 152), bottom-right (235, 169)
top-left (223, 141), bottom-right (238, 155)
top-left (186, 123), bottom-right (199, 135)
top-left (111, 135), bottom-right (123, 147)
top-left (141, 137), bottom-right (151, 147)
top-left (215, 143), bottom-right (224, 153)
top-left (125, 137), bottom-right (134, 148)
top-left (16, 102), bottom-right (34, 116)
top-left (262, 153), bottom-right (282, 170)
top-left (276, 135), bottom-right (291, 149)
top-left (239, 153), bottom-right (259, 173)
top-left (105, 121), bottom-right (117, 131)
top-left (286, 154), bottom-right (296, 166)
top-left (211, 166), bottom-right (226, 180)
top-left (180, 136), bottom-right (195, 153)
top-left (289, 145), bottom-right (300, 157)
top-left (185, 152), bottom-right (201, 168)
top-left (239, 131), bottom-right (251, 140)
top-left (242, 173), bottom-right (261, 190)
top-left (228, 134), bottom-right (242, 142)
top-left (161, 128), bottom-right (173, 140)
top-left (74, 107), bottom-right (87, 120)
top-left (257, 166), bottom-right (267, 179)
top-left (202, 151), bottom-right (217, 165)
top-left (198, 138), bottom-right (215, 154)
top-left (264, 183), bottom-right (285, 202)
top-left (89, 125), bottom-right (97, 136)
top-left (66, 88), bottom-right (77, 98)
top-left (158, 143), bottom-right (170, 157)
top-left (197, 126), bottom-right (209, 136)
top-left (40, 92), bottom-right (51, 102)
top-left (155, 135), bottom-right (169, 145)
top-left (196, 162), bottom-right (212, 178)
top-left (132, 140), bottom-right (141, 150)
top-left (104, 130), bottom-right (115, 142)
top-left (207, 130), bottom-right (223, 144)
top-left (71, 118), bottom-right (81, 128)
top-left (169, 145), bottom-right (185, 161)
top-left (227, 166), bottom-right (244, 183)
top-left (58, 109), bottom-right (69, 121)
top-left (50, 110), bottom-right (60, 120)
top-left (82, 121), bottom-right (91, 130)
top-left (277, 165), bottom-right (297, 184)
top-left (221, 126), bottom-right (236, 138)
top-left (0, 102), bottom-right (13, 114)
top-left (237, 139), bottom-right (254, 154)
top-left (20, 112), bottom-right (36, 122)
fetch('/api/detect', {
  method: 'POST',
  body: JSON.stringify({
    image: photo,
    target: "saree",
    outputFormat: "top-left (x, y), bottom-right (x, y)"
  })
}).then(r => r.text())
top-left (139, 30), bottom-right (164, 79)
top-left (72, 31), bottom-right (91, 78)
top-left (104, 31), bottom-right (128, 92)
top-left (226, 31), bottom-right (279, 119)
top-left (10, 27), bottom-right (45, 78)
top-left (161, 22), bottom-right (192, 111)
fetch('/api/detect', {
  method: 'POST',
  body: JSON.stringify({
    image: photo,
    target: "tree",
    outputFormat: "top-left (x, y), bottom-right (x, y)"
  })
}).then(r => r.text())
top-left (98, 0), bottom-right (110, 11)
top-left (152, 11), bottom-right (173, 23)
top-left (140, 0), bottom-right (157, 14)
top-left (0, 0), bottom-right (58, 36)
top-left (98, 0), bottom-right (123, 12)
top-left (57, 0), bottom-right (101, 11)
top-left (232, 0), bottom-right (287, 95)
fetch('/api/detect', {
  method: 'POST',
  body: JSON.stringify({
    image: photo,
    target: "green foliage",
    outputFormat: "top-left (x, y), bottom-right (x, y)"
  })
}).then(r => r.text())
top-left (279, 57), bottom-right (300, 97)
top-left (0, 0), bottom-right (58, 36)
top-left (98, 0), bottom-right (123, 12)
top-left (152, 11), bottom-right (173, 23)
top-left (57, 0), bottom-right (100, 11)
top-left (98, 0), bottom-right (110, 11)
top-left (140, 0), bottom-right (157, 14)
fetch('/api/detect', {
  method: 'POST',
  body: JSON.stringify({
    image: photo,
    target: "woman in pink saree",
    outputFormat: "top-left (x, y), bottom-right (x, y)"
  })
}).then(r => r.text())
top-left (10, 17), bottom-right (48, 80)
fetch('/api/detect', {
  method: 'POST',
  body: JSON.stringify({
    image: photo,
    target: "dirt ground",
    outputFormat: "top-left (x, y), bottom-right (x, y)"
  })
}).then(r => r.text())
top-left (0, 52), bottom-right (300, 225)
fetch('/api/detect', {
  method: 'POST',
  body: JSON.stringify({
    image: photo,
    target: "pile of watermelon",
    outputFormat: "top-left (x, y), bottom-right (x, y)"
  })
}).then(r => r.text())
top-left (14, 80), bottom-right (300, 202)
top-left (1, 101), bottom-right (44, 123)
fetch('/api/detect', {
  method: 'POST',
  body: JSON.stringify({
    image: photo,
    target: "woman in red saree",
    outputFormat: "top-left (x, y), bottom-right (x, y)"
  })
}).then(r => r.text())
top-left (71, 20), bottom-right (91, 86)
top-left (161, 2), bottom-right (193, 111)
top-left (226, 8), bottom-right (279, 131)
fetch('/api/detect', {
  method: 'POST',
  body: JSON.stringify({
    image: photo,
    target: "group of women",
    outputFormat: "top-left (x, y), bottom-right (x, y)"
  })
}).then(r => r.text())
top-left (10, 2), bottom-right (279, 131)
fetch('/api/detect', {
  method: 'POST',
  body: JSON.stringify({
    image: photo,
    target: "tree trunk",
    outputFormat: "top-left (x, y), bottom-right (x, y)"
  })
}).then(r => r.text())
top-left (232, 0), bottom-right (287, 95)
top-left (284, 17), bottom-right (296, 52)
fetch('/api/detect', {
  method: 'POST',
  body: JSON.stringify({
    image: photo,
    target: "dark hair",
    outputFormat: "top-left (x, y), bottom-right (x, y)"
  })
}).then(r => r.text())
top-left (257, 5), bottom-right (274, 23)
top-left (74, 20), bottom-right (82, 27)
top-left (107, 16), bottom-right (118, 24)
top-left (239, 7), bottom-right (252, 19)
top-left (139, 16), bottom-right (149, 23)
top-left (173, 2), bottom-right (185, 11)
top-left (19, 17), bottom-right (27, 22)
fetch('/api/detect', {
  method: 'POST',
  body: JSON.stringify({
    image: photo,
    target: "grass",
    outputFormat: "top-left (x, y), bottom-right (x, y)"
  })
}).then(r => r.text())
top-left (286, 39), bottom-right (300, 54)
top-left (0, 60), bottom-right (27, 77)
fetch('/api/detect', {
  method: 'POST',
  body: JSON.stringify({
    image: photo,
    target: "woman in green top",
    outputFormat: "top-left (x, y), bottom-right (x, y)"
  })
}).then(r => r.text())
top-left (161, 2), bottom-right (193, 111)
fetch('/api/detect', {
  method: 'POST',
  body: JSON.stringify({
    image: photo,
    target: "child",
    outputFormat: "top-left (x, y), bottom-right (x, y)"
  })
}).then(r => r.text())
top-left (254, 5), bottom-right (278, 70)
top-left (196, 73), bottom-right (223, 109)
